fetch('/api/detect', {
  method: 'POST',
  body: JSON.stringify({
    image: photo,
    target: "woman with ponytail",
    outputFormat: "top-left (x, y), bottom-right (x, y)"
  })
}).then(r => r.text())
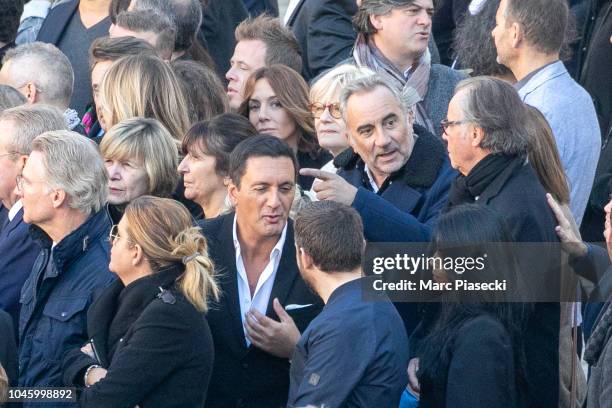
top-left (62, 195), bottom-right (219, 408)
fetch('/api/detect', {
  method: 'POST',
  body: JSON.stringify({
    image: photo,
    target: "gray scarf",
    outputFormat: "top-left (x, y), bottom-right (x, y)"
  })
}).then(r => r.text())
top-left (353, 33), bottom-right (434, 133)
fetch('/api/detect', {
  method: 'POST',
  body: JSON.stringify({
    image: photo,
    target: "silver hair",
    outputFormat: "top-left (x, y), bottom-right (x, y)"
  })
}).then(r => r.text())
top-left (339, 74), bottom-right (417, 123)
top-left (32, 131), bottom-right (108, 214)
top-left (2, 42), bottom-right (74, 109)
top-left (454, 77), bottom-right (529, 155)
top-left (0, 104), bottom-right (67, 155)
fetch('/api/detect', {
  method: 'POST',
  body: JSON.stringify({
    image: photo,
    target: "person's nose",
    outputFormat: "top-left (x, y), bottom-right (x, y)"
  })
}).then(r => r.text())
top-left (319, 106), bottom-right (334, 123)
top-left (107, 163), bottom-right (122, 180)
top-left (374, 126), bottom-right (392, 149)
top-left (178, 156), bottom-right (189, 174)
top-left (258, 103), bottom-right (270, 122)
top-left (226, 66), bottom-right (237, 83)
top-left (266, 189), bottom-right (282, 210)
top-left (416, 10), bottom-right (432, 28)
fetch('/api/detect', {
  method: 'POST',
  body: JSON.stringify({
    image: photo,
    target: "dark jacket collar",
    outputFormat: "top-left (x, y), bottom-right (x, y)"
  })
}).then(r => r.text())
top-left (87, 265), bottom-right (184, 366)
top-left (29, 207), bottom-right (111, 275)
top-left (334, 124), bottom-right (446, 189)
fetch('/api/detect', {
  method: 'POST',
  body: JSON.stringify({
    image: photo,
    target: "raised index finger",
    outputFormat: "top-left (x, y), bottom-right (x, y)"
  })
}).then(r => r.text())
top-left (299, 168), bottom-right (336, 180)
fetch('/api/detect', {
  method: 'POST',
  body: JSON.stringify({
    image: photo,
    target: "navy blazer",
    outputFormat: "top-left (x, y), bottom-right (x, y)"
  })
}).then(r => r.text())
top-left (336, 124), bottom-right (457, 243)
top-left (0, 208), bottom-right (40, 338)
top-left (200, 213), bottom-right (322, 408)
top-left (36, 0), bottom-right (78, 45)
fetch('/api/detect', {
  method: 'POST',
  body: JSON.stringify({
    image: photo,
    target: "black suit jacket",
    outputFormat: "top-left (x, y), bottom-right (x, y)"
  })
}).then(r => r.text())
top-left (199, 0), bottom-right (249, 79)
top-left (287, 0), bottom-right (358, 81)
top-left (200, 213), bottom-right (322, 408)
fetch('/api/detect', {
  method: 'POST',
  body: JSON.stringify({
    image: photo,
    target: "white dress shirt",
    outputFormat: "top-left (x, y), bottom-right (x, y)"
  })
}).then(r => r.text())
top-left (233, 215), bottom-right (287, 346)
top-left (8, 200), bottom-right (23, 222)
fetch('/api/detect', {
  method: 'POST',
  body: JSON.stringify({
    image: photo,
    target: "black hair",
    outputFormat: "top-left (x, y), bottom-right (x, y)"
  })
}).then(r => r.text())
top-left (416, 204), bottom-right (530, 398)
top-left (229, 135), bottom-right (298, 187)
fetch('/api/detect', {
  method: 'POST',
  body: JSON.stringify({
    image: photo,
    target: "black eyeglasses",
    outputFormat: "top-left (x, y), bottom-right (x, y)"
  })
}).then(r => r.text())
top-left (309, 102), bottom-right (342, 119)
top-left (440, 119), bottom-right (469, 135)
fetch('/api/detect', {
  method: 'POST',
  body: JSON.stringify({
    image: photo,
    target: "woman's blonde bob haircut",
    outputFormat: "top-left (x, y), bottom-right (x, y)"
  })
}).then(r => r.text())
top-left (123, 196), bottom-right (220, 312)
top-left (309, 64), bottom-right (375, 105)
top-left (99, 54), bottom-right (190, 142)
top-left (100, 117), bottom-right (179, 198)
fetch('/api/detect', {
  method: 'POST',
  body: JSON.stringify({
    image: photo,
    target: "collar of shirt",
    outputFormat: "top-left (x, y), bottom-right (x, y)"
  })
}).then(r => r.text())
top-left (8, 200), bottom-right (23, 222)
top-left (514, 60), bottom-right (559, 91)
top-left (283, 0), bottom-right (302, 25)
top-left (233, 214), bottom-right (288, 345)
top-left (363, 164), bottom-right (380, 193)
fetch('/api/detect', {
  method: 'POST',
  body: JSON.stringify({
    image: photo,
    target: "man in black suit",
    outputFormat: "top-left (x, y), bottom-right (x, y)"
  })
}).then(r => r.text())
top-left (200, 135), bottom-right (322, 408)
top-left (285, 0), bottom-right (358, 81)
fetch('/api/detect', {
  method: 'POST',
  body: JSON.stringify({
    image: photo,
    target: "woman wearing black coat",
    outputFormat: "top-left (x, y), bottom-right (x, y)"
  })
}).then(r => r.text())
top-left (409, 204), bottom-right (531, 408)
top-left (63, 196), bottom-right (219, 408)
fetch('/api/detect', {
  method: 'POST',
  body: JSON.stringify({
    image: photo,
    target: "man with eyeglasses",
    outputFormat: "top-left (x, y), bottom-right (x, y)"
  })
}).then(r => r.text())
top-left (0, 105), bottom-right (67, 341)
top-left (16, 130), bottom-right (114, 402)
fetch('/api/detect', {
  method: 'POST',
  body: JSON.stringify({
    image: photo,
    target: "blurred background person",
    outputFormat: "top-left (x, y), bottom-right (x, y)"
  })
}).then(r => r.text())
top-left (100, 117), bottom-right (179, 223)
top-left (451, 0), bottom-right (516, 82)
top-left (0, 42), bottom-right (85, 133)
top-left (63, 196), bottom-right (219, 407)
top-left (226, 15), bottom-right (302, 111)
top-left (98, 53), bottom-right (190, 143)
top-left (85, 36), bottom-right (156, 139)
top-left (179, 113), bottom-right (256, 220)
top-left (0, 0), bottom-right (24, 64)
top-left (239, 64), bottom-right (330, 190)
top-left (171, 60), bottom-right (229, 125)
top-left (110, 9), bottom-right (176, 60)
top-left (36, 0), bottom-right (111, 116)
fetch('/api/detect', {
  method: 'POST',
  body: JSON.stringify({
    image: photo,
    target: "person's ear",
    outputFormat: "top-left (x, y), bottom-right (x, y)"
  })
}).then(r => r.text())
top-left (228, 180), bottom-right (239, 207)
top-left (16, 154), bottom-right (28, 172)
top-left (131, 244), bottom-right (145, 267)
top-left (511, 22), bottom-right (522, 48)
top-left (50, 188), bottom-right (67, 209)
top-left (24, 83), bottom-right (38, 104)
top-left (471, 126), bottom-right (486, 148)
top-left (298, 247), bottom-right (315, 271)
top-left (370, 14), bottom-right (384, 31)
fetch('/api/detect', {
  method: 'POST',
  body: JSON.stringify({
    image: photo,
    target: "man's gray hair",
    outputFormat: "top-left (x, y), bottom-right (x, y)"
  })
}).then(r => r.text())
top-left (2, 42), bottom-right (74, 109)
top-left (0, 104), bottom-right (67, 155)
top-left (454, 77), bottom-right (528, 155)
top-left (339, 74), bottom-right (417, 123)
top-left (0, 84), bottom-right (26, 113)
top-left (32, 131), bottom-right (108, 214)
top-left (132, 0), bottom-right (202, 52)
top-left (354, 0), bottom-right (438, 34)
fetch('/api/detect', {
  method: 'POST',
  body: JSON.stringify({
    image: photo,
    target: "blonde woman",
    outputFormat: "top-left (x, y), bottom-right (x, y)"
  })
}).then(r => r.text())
top-left (100, 117), bottom-right (179, 222)
top-left (63, 196), bottom-right (219, 407)
top-left (98, 54), bottom-right (190, 143)
top-left (308, 65), bottom-right (375, 173)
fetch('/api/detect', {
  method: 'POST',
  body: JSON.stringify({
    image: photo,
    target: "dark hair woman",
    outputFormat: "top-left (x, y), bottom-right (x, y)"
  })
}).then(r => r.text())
top-left (178, 113), bottom-right (257, 219)
top-left (238, 64), bottom-right (331, 189)
top-left (411, 204), bottom-right (531, 408)
top-left (63, 196), bottom-right (219, 407)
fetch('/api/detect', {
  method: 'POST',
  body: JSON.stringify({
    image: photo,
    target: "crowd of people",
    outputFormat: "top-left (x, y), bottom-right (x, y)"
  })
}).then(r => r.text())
top-left (0, 0), bottom-right (610, 407)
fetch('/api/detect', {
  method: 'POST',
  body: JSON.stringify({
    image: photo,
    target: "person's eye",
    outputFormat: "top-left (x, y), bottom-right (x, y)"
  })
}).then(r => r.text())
top-left (239, 64), bottom-right (249, 71)
top-left (104, 159), bottom-right (113, 165)
top-left (281, 185), bottom-right (293, 192)
top-left (271, 99), bottom-right (282, 109)
top-left (360, 127), bottom-right (373, 137)
top-left (384, 118), bottom-right (397, 128)
top-left (248, 101), bottom-right (260, 110)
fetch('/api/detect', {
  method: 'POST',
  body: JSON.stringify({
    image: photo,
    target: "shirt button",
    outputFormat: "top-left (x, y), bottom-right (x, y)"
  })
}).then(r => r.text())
top-left (61, 312), bottom-right (67, 317)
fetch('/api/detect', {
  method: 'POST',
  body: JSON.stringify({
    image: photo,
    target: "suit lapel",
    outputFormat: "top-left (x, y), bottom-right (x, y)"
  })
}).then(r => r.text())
top-left (36, 0), bottom-right (79, 44)
top-left (216, 215), bottom-right (249, 355)
top-left (287, 0), bottom-right (307, 27)
top-left (3, 208), bottom-right (25, 236)
top-left (266, 221), bottom-right (299, 318)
